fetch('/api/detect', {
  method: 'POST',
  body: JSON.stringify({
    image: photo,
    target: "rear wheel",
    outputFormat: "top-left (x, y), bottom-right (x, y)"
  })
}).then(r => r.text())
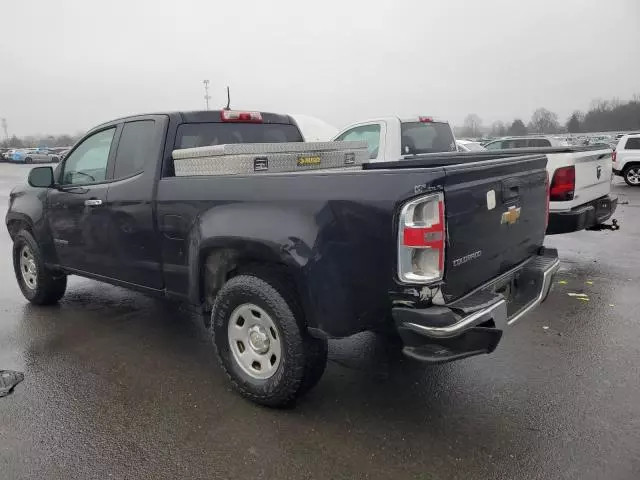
top-left (211, 272), bottom-right (327, 407)
top-left (12, 230), bottom-right (67, 305)
top-left (623, 165), bottom-right (640, 186)
top-left (24, 157), bottom-right (33, 164)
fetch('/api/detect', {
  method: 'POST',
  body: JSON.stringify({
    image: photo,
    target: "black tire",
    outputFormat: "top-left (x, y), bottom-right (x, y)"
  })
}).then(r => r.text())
top-left (12, 230), bottom-right (67, 305)
top-left (24, 157), bottom-right (32, 164)
top-left (623, 165), bottom-right (640, 187)
top-left (211, 272), bottom-right (327, 407)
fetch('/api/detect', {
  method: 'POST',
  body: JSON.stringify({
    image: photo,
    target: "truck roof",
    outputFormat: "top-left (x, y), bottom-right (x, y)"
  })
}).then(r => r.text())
top-left (90, 110), bottom-right (297, 132)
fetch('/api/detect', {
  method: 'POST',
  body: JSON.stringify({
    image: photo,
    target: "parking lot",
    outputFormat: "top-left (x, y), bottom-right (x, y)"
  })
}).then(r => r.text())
top-left (0, 162), bottom-right (638, 479)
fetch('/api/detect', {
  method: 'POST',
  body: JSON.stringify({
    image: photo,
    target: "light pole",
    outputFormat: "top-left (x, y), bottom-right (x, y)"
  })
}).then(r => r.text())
top-left (203, 80), bottom-right (211, 110)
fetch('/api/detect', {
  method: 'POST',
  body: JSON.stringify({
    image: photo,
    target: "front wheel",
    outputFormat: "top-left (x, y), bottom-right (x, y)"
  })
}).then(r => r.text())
top-left (24, 157), bottom-right (32, 164)
top-left (12, 230), bottom-right (67, 305)
top-left (623, 165), bottom-right (640, 186)
top-left (211, 272), bottom-right (327, 407)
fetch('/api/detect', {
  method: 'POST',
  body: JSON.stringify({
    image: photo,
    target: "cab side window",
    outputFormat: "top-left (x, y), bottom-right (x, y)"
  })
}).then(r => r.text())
top-left (484, 140), bottom-right (503, 150)
top-left (61, 128), bottom-right (116, 185)
top-left (335, 124), bottom-right (381, 159)
top-left (113, 120), bottom-right (159, 179)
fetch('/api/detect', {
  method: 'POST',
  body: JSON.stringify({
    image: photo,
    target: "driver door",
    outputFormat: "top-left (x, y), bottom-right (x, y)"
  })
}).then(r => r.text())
top-left (48, 126), bottom-right (120, 277)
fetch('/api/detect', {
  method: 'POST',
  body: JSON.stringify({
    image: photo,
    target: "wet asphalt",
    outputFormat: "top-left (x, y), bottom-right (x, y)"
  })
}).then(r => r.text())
top-left (0, 163), bottom-right (638, 480)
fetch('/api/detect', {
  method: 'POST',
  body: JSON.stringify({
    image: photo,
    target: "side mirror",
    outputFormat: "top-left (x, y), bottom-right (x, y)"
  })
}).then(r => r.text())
top-left (28, 166), bottom-right (55, 188)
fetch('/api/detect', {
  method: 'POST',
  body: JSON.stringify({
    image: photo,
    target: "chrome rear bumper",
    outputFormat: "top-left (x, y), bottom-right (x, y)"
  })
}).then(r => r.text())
top-left (392, 249), bottom-right (560, 362)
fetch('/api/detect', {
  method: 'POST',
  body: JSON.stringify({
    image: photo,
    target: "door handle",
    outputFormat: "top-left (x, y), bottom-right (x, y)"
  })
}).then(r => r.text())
top-left (84, 199), bottom-right (103, 207)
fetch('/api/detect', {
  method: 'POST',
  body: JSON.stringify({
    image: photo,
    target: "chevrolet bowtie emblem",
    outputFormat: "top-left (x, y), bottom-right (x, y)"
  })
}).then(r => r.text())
top-left (501, 206), bottom-right (521, 225)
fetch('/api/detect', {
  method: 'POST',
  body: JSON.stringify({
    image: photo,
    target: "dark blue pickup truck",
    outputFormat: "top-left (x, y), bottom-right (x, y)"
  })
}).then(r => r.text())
top-left (6, 110), bottom-right (559, 407)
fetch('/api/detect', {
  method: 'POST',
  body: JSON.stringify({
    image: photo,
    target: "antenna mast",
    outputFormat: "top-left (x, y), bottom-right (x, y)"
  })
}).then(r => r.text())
top-left (224, 86), bottom-right (231, 110)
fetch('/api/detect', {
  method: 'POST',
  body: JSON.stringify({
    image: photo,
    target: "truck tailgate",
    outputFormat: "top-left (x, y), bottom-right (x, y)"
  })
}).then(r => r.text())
top-left (547, 149), bottom-right (612, 211)
top-left (440, 155), bottom-right (548, 301)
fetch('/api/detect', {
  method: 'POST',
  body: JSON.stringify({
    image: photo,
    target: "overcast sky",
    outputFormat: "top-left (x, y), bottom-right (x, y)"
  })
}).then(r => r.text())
top-left (1, 0), bottom-right (639, 136)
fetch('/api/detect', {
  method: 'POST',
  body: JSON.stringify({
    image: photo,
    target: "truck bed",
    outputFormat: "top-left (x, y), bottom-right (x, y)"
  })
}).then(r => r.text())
top-left (157, 151), bottom-right (549, 334)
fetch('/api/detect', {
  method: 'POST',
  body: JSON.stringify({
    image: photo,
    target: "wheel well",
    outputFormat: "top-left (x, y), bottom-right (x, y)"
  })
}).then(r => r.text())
top-left (200, 248), bottom-right (295, 312)
top-left (623, 161), bottom-right (640, 171)
top-left (7, 219), bottom-right (31, 240)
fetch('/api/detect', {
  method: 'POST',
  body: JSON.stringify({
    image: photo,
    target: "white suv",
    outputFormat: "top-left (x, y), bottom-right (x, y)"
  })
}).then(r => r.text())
top-left (612, 134), bottom-right (640, 186)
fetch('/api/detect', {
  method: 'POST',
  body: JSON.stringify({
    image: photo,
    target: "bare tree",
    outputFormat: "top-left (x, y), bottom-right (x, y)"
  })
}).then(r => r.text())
top-left (490, 121), bottom-right (507, 137)
top-left (528, 108), bottom-right (560, 134)
top-left (462, 114), bottom-right (482, 138)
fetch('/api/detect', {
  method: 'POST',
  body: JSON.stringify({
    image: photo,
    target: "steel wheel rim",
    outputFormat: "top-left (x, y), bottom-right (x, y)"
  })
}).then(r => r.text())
top-left (627, 168), bottom-right (640, 185)
top-left (19, 245), bottom-right (37, 290)
top-left (227, 303), bottom-right (282, 380)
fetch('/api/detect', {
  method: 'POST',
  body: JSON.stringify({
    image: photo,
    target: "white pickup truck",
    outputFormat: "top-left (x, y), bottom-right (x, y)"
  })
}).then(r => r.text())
top-left (333, 116), bottom-right (457, 161)
top-left (332, 119), bottom-right (618, 234)
top-left (483, 136), bottom-right (617, 233)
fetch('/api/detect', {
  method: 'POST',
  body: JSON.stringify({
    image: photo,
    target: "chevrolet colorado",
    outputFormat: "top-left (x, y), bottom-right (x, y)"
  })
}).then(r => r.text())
top-left (7, 109), bottom-right (559, 407)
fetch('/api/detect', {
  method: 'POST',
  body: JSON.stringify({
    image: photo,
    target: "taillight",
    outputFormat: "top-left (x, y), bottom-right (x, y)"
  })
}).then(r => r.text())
top-left (398, 193), bottom-right (445, 284)
top-left (545, 171), bottom-right (550, 230)
top-left (220, 110), bottom-right (263, 123)
top-left (418, 116), bottom-right (434, 123)
top-left (612, 151), bottom-right (617, 162)
top-left (550, 166), bottom-right (575, 202)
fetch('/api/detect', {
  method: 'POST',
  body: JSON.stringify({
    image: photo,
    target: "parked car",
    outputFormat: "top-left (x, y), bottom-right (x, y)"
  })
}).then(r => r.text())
top-left (484, 136), bottom-right (568, 149)
top-left (7, 109), bottom-right (559, 407)
top-left (9, 148), bottom-right (60, 163)
top-left (16, 148), bottom-right (61, 164)
top-left (612, 134), bottom-right (640, 186)
top-left (457, 139), bottom-right (486, 152)
top-left (8, 149), bottom-right (26, 162)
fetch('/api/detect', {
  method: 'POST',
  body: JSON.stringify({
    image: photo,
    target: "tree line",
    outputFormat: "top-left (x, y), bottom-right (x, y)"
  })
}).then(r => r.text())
top-left (459, 95), bottom-right (640, 138)
top-left (1, 133), bottom-right (83, 149)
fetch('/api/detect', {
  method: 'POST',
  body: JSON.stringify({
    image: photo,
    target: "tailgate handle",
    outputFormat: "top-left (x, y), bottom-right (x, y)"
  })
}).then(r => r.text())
top-left (501, 180), bottom-right (520, 201)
